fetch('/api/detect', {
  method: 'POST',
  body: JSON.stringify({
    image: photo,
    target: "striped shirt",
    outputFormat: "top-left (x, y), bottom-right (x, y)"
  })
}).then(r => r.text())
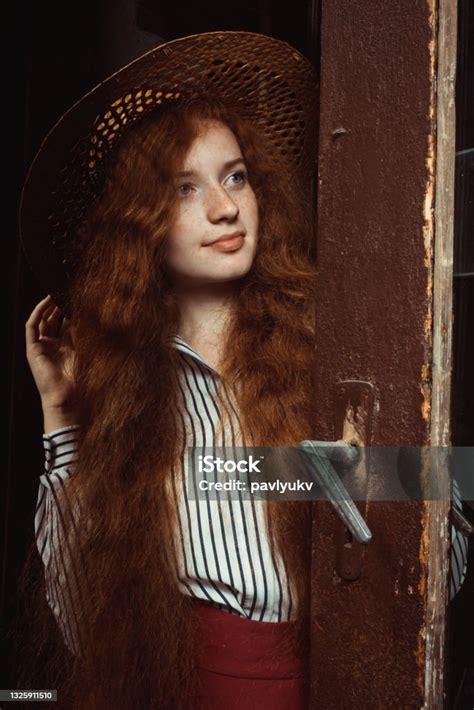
top-left (35, 334), bottom-right (297, 653)
top-left (35, 334), bottom-right (469, 654)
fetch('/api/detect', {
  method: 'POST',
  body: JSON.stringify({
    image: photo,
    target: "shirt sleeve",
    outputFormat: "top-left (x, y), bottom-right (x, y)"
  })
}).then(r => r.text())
top-left (449, 478), bottom-right (469, 602)
top-left (35, 424), bottom-right (83, 655)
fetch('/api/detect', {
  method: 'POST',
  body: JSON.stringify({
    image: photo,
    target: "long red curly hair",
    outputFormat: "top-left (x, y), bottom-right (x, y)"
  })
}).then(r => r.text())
top-left (18, 96), bottom-right (318, 709)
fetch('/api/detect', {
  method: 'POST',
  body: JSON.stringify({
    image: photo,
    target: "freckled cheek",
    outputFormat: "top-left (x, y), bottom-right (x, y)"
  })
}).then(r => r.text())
top-left (240, 193), bottom-right (259, 232)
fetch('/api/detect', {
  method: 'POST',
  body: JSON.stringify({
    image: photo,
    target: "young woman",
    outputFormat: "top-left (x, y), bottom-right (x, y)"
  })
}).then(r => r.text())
top-left (22, 32), bottom-right (319, 710)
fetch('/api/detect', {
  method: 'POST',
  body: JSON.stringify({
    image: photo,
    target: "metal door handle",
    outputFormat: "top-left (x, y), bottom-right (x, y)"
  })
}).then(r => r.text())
top-left (298, 439), bottom-right (372, 544)
top-left (301, 381), bottom-right (377, 581)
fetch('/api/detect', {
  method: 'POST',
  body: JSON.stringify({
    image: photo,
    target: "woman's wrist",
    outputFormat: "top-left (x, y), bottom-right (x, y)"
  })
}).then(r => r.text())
top-left (42, 404), bottom-right (79, 434)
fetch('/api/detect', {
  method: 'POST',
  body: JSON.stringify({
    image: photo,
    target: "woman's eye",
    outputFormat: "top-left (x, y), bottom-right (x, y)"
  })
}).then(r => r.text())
top-left (177, 183), bottom-right (193, 197)
top-left (227, 171), bottom-right (247, 186)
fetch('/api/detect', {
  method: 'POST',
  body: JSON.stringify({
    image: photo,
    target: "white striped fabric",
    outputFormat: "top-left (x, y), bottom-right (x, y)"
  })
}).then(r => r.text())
top-left (451, 478), bottom-right (469, 601)
top-left (163, 335), bottom-right (296, 621)
top-left (35, 335), bottom-right (469, 655)
top-left (35, 335), bottom-right (296, 653)
top-left (35, 438), bottom-right (85, 656)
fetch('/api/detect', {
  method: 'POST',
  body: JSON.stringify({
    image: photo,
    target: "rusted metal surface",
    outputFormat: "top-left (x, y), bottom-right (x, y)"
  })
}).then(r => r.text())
top-left (309, 0), bottom-right (451, 707)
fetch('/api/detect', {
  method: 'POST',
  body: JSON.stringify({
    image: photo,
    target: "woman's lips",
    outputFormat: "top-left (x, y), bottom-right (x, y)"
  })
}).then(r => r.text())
top-left (206, 235), bottom-right (245, 252)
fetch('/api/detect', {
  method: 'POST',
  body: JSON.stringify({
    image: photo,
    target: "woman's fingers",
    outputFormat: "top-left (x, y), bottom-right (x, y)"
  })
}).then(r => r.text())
top-left (26, 295), bottom-right (62, 345)
top-left (26, 295), bottom-right (53, 345)
top-left (38, 305), bottom-right (57, 337)
top-left (39, 305), bottom-right (62, 338)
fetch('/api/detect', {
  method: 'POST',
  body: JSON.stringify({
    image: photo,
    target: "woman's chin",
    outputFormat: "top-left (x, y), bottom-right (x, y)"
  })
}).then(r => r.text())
top-left (208, 265), bottom-right (253, 284)
top-left (177, 262), bottom-right (254, 286)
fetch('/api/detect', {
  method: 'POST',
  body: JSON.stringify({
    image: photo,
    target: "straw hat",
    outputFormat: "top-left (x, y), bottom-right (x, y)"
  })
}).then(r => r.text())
top-left (19, 30), bottom-right (319, 309)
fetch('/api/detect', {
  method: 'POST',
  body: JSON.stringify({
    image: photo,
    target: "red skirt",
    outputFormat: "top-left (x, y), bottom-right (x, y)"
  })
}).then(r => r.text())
top-left (190, 601), bottom-right (309, 709)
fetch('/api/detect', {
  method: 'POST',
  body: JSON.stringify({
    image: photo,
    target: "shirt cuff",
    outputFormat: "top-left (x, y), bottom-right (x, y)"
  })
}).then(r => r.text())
top-left (43, 425), bottom-right (80, 475)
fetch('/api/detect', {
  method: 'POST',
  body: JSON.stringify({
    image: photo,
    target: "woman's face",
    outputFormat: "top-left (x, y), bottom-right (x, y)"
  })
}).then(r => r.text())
top-left (164, 120), bottom-right (259, 288)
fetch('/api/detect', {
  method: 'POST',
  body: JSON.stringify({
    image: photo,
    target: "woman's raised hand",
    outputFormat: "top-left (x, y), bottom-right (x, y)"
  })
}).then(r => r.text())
top-left (25, 295), bottom-right (79, 431)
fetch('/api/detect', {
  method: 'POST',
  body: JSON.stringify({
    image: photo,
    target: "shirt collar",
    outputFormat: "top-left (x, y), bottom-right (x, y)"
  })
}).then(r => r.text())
top-left (172, 334), bottom-right (219, 376)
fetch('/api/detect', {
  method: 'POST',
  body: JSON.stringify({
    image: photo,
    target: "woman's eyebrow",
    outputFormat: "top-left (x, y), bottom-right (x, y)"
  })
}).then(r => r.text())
top-left (176, 157), bottom-right (246, 178)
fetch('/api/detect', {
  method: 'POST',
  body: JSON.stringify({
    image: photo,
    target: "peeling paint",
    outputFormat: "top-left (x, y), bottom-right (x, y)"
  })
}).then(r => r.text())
top-left (421, 122), bottom-right (435, 427)
top-left (420, 4), bottom-right (438, 700)
top-left (420, 0), bottom-right (437, 438)
top-left (419, 504), bottom-right (429, 599)
top-left (417, 607), bottom-right (428, 693)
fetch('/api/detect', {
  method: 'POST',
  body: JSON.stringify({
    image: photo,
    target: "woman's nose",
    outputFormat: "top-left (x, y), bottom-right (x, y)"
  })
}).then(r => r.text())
top-left (206, 185), bottom-right (239, 222)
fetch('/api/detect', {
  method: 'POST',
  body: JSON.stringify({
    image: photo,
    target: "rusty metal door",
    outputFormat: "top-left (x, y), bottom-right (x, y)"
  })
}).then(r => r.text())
top-left (309, 1), bottom-right (460, 707)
